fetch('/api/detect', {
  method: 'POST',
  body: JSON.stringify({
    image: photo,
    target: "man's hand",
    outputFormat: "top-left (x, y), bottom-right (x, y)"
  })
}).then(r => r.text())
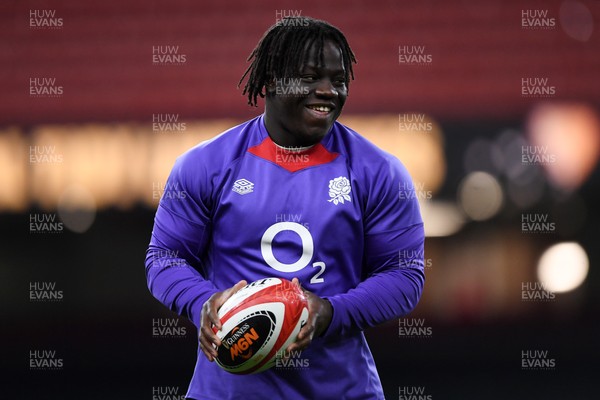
top-left (199, 280), bottom-right (247, 362)
top-left (285, 277), bottom-right (333, 354)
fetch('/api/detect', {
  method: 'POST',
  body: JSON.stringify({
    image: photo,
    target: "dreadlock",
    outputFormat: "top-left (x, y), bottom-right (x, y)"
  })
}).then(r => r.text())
top-left (238, 17), bottom-right (357, 107)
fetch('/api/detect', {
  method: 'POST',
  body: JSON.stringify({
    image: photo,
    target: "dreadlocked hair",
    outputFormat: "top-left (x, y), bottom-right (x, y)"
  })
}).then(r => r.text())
top-left (238, 16), bottom-right (357, 107)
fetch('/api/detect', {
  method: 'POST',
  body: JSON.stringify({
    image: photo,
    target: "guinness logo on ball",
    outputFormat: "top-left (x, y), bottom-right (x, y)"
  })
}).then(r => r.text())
top-left (217, 311), bottom-right (276, 368)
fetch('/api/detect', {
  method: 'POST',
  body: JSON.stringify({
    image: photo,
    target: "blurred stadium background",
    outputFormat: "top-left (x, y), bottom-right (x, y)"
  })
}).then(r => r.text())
top-left (2, 0), bottom-right (599, 398)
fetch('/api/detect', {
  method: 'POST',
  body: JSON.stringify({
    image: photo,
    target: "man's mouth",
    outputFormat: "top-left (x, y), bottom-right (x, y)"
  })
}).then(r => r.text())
top-left (305, 104), bottom-right (334, 117)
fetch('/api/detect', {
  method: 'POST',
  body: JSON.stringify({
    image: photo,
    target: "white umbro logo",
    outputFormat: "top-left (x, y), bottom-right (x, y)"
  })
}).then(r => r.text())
top-left (232, 178), bottom-right (254, 195)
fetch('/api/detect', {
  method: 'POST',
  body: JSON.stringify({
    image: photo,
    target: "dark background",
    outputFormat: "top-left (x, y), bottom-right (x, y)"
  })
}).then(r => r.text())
top-left (2, 1), bottom-right (600, 399)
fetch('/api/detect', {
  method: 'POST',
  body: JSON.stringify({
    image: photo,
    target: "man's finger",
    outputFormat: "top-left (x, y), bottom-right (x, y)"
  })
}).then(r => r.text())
top-left (199, 341), bottom-right (214, 362)
top-left (206, 305), bottom-right (222, 331)
top-left (297, 321), bottom-right (315, 341)
top-left (225, 280), bottom-right (248, 299)
top-left (199, 280), bottom-right (248, 362)
top-left (208, 280), bottom-right (247, 330)
top-left (199, 335), bottom-right (216, 361)
top-left (199, 334), bottom-right (218, 357)
top-left (286, 335), bottom-right (309, 354)
top-left (201, 323), bottom-right (221, 347)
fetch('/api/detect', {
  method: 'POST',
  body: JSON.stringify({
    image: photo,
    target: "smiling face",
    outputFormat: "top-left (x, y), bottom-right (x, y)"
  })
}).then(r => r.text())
top-left (264, 39), bottom-right (348, 147)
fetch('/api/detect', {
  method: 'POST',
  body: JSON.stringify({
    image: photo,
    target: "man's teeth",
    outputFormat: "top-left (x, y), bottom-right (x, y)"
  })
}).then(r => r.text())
top-left (308, 105), bottom-right (331, 112)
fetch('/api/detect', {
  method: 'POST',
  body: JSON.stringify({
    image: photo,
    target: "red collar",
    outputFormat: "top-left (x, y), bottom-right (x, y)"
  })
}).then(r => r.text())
top-left (248, 136), bottom-right (338, 172)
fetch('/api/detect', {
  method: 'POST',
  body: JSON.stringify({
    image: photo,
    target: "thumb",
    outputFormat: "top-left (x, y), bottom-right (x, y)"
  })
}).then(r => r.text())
top-left (291, 277), bottom-right (301, 288)
top-left (228, 280), bottom-right (248, 295)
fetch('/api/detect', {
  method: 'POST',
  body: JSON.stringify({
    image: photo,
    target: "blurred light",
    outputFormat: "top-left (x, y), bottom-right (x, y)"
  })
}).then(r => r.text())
top-left (419, 200), bottom-right (465, 237)
top-left (559, 1), bottom-right (594, 42)
top-left (527, 102), bottom-right (600, 192)
top-left (495, 129), bottom-right (547, 209)
top-left (5, 116), bottom-right (440, 212)
top-left (458, 171), bottom-right (503, 221)
top-left (57, 185), bottom-right (97, 233)
top-left (340, 114), bottom-right (446, 195)
top-left (495, 129), bottom-right (529, 181)
top-left (537, 242), bottom-right (589, 293)
top-left (463, 138), bottom-right (503, 176)
top-left (3, 120), bottom-right (235, 211)
top-left (506, 166), bottom-right (545, 209)
top-left (0, 128), bottom-right (27, 211)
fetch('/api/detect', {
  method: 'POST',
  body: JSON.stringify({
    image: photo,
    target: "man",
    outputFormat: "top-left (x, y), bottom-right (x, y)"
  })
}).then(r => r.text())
top-left (146, 16), bottom-right (424, 399)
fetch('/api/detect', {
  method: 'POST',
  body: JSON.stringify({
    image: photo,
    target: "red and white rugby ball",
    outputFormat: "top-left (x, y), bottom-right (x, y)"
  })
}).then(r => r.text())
top-left (213, 277), bottom-right (309, 374)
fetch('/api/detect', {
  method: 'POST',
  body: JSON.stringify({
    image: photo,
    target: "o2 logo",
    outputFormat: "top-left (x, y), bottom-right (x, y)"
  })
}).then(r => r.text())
top-left (260, 222), bottom-right (325, 284)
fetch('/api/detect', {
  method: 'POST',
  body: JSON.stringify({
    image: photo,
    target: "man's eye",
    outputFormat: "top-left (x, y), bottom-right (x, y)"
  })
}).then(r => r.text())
top-left (302, 76), bottom-right (317, 81)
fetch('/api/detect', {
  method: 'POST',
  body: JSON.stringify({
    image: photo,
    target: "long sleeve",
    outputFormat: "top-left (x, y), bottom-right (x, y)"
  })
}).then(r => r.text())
top-left (145, 152), bottom-right (219, 328)
top-left (323, 155), bottom-right (425, 337)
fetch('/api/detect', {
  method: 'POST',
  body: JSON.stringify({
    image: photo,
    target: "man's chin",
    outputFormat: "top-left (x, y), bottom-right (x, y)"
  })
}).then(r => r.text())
top-left (302, 126), bottom-right (332, 144)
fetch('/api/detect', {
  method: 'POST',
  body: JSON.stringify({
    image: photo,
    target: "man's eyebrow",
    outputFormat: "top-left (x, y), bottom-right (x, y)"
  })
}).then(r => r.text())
top-left (300, 62), bottom-right (318, 69)
top-left (300, 63), bottom-right (345, 73)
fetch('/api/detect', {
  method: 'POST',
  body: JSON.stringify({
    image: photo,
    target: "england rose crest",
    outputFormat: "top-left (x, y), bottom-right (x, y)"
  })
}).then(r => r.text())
top-left (327, 176), bottom-right (352, 205)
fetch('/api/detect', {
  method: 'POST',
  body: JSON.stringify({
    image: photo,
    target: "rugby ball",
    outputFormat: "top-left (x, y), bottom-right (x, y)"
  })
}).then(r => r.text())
top-left (213, 277), bottom-right (309, 374)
